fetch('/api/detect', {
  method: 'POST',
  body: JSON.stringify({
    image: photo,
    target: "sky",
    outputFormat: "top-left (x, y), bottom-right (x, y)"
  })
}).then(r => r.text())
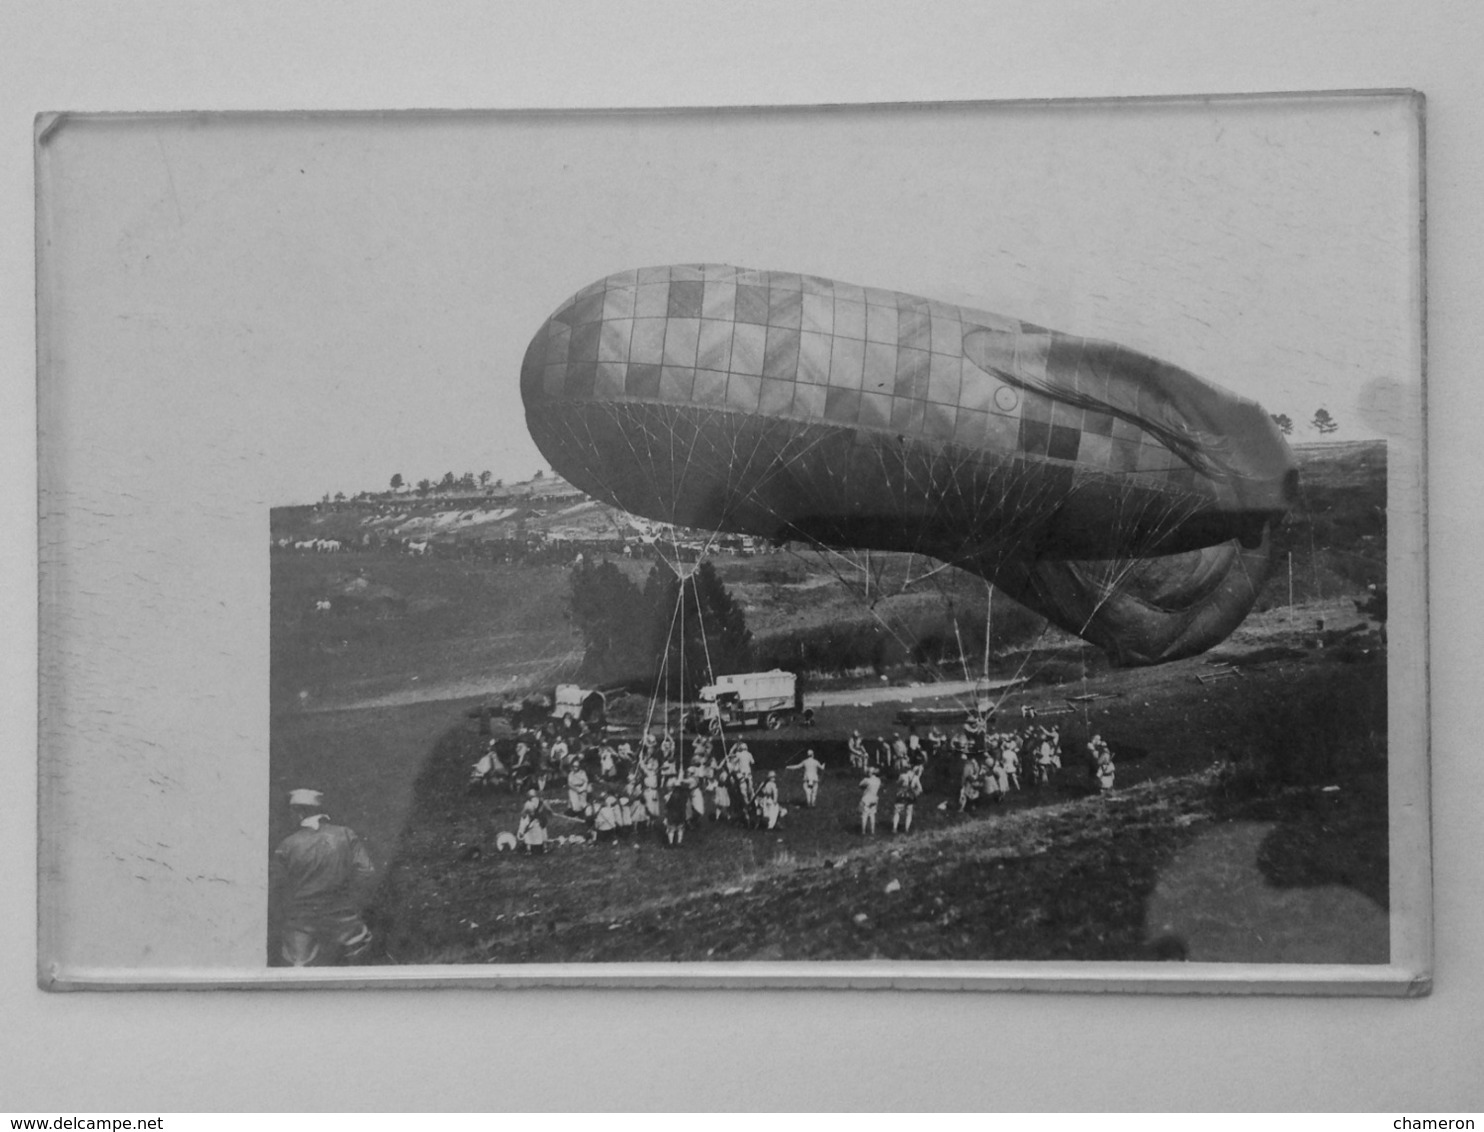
top-left (38, 95), bottom-right (1423, 505)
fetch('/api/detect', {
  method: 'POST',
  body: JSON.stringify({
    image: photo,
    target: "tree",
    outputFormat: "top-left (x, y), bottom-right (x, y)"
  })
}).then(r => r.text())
top-left (1311, 408), bottom-right (1339, 436)
top-left (416, 478), bottom-right (432, 496)
top-left (533, 469), bottom-right (544, 480)
top-left (1270, 413), bottom-right (1293, 436)
top-left (479, 470), bottom-right (492, 487)
top-left (642, 560), bottom-right (753, 700)
top-left (390, 473), bottom-right (404, 491)
top-left (569, 560), bottom-right (651, 682)
top-left (439, 471), bottom-right (456, 491)
top-left (458, 471), bottom-right (476, 491)
top-left (570, 559), bottom-right (754, 694)
top-left (333, 491), bottom-right (346, 503)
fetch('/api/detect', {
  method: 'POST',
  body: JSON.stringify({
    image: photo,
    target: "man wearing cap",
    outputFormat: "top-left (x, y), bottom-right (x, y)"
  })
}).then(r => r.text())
top-left (567, 759), bottom-right (593, 817)
top-left (959, 753), bottom-right (983, 812)
top-left (859, 765), bottom-right (882, 835)
top-left (1096, 752), bottom-right (1116, 793)
top-left (710, 761), bottom-right (733, 822)
top-left (756, 769), bottom-right (783, 829)
top-left (686, 758), bottom-right (710, 827)
top-left (847, 730), bottom-right (868, 771)
top-left (517, 788), bottom-right (552, 853)
top-left (663, 778), bottom-right (690, 846)
top-left (271, 789), bottom-right (378, 967)
top-left (891, 732), bottom-right (910, 772)
top-left (469, 738), bottom-right (508, 791)
top-left (892, 762), bottom-right (924, 834)
top-left (729, 741), bottom-right (755, 799)
top-left (621, 778), bottom-right (649, 838)
top-left (597, 740), bottom-right (618, 781)
top-left (593, 794), bottom-right (623, 842)
top-left (1002, 733), bottom-right (1022, 792)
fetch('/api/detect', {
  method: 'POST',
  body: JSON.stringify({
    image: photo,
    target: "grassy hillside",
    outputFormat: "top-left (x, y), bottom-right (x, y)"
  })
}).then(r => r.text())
top-left (364, 652), bottom-right (1386, 965)
top-left (271, 556), bottom-right (583, 712)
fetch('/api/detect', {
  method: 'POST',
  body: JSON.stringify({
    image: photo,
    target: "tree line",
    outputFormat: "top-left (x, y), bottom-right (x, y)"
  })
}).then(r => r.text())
top-left (386, 470), bottom-right (507, 496)
top-left (1269, 409), bottom-right (1338, 437)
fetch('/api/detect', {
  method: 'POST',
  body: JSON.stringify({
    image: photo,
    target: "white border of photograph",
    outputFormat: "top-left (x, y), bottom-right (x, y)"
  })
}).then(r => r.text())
top-left (35, 92), bottom-right (1429, 994)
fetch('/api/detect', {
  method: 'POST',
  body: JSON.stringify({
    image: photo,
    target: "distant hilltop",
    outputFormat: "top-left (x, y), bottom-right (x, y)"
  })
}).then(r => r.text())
top-left (271, 439), bottom-right (1384, 570)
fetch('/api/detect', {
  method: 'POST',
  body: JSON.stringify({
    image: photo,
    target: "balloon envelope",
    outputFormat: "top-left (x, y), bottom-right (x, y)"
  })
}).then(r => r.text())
top-left (522, 264), bottom-right (1296, 664)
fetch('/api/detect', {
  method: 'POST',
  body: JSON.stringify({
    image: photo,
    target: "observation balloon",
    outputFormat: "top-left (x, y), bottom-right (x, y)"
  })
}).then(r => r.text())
top-left (521, 264), bottom-right (1297, 665)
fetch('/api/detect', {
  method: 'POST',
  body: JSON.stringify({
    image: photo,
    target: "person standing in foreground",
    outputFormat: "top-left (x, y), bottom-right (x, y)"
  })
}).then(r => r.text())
top-left (517, 788), bottom-right (551, 853)
top-left (566, 759), bottom-right (592, 816)
top-left (593, 794), bottom-right (623, 843)
top-left (892, 763), bottom-right (923, 834)
top-left (859, 765), bottom-right (882, 835)
top-left (663, 778), bottom-right (690, 847)
top-left (755, 769), bottom-right (783, 829)
top-left (270, 789), bottom-right (377, 967)
top-left (729, 741), bottom-right (755, 798)
top-left (785, 748), bottom-right (825, 808)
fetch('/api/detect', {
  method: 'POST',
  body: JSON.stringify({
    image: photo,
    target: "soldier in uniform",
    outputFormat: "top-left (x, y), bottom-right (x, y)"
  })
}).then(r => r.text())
top-left (271, 789), bottom-right (377, 967)
top-left (891, 763), bottom-right (924, 834)
top-left (859, 765), bottom-right (883, 835)
top-left (517, 789), bottom-right (552, 853)
top-left (567, 759), bottom-right (593, 816)
top-left (755, 769), bottom-right (783, 829)
top-left (663, 778), bottom-right (690, 846)
top-left (785, 748), bottom-right (825, 808)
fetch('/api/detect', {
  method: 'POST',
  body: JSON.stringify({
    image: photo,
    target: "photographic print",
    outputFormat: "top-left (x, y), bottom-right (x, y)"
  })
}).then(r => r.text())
top-left (37, 93), bottom-right (1429, 988)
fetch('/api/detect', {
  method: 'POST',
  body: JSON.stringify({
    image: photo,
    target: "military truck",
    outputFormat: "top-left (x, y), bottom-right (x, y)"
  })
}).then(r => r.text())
top-left (689, 669), bottom-right (801, 732)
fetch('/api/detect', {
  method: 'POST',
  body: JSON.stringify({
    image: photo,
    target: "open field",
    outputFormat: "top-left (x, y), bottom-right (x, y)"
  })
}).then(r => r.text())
top-left (270, 440), bottom-right (1389, 965)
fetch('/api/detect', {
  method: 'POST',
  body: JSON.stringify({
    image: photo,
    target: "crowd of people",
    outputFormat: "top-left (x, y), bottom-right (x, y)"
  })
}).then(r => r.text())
top-left (475, 718), bottom-right (797, 852)
top-left (839, 716), bottom-right (1115, 813)
top-left (469, 710), bottom-right (1121, 854)
top-left (271, 712), bottom-right (1121, 965)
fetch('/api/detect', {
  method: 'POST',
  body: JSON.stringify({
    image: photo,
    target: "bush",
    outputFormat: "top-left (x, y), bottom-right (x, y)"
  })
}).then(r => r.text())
top-left (753, 591), bottom-right (1048, 677)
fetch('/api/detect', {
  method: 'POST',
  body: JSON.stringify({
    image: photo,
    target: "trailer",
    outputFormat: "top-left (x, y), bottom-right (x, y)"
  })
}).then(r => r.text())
top-left (552, 683), bottom-right (609, 727)
top-left (689, 669), bottom-right (799, 732)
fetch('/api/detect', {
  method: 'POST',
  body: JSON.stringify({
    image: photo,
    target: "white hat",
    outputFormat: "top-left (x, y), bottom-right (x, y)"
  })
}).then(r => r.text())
top-left (288, 788), bottom-right (324, 807)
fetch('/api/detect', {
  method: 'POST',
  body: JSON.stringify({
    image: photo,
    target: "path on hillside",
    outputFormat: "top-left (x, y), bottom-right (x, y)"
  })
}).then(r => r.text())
top-left (305, 651), bottom-right (582, 713)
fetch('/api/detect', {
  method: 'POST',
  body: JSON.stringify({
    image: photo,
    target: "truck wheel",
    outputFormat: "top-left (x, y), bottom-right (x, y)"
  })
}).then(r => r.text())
top-left (765, 711), bottom-right (785, 731)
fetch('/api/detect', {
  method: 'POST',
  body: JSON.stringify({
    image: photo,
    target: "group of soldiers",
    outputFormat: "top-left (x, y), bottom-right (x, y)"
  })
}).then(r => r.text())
top-left (843, 718), bottom-right (1081, 809)
top-left (853, 717), bottom-right (1123, 806)
top-left (478, 723), bottom-right (800, 852)
top-left (270, 712), bottom-right (1121, 965)
top-left (472, 710), bottom-right (1121, 855)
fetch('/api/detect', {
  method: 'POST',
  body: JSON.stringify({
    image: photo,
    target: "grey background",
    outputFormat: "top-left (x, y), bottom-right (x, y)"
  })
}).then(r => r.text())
top-left (5, 0), bottom-right (1482, 1111)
